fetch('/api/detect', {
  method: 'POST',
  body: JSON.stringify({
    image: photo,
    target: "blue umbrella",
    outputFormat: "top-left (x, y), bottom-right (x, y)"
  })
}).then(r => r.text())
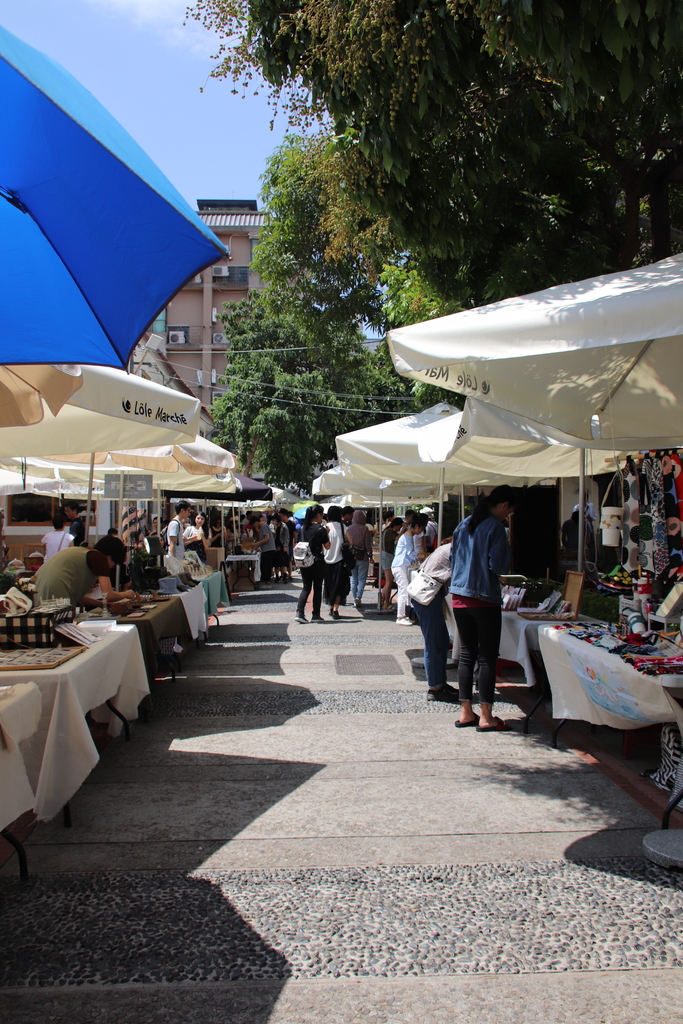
top-left (0, 25), bottom-right (226, 368)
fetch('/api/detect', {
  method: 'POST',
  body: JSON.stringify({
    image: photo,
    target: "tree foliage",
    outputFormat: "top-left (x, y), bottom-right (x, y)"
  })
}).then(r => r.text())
top-left (192, 0), bottom-right (683, 286)
top-left (211, 298), bottom-right (413, 489)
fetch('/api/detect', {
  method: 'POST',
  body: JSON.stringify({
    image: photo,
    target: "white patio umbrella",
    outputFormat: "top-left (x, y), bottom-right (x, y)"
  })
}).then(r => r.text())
top-left (0, 364), bottom-right (84, 427)
top-left (388, 253), bottom-right (683, 449)
top-left (336, 405), bottom-right (617, 490)
top-left (0, 365), bottom-right (201, 457)
top-left (43, 436), bottom-right (235, 476)
top-left (313, 467), bottom-right (445, 505)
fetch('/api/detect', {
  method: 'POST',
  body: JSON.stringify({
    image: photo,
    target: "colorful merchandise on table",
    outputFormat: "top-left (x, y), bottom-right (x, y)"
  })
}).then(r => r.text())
top-left (552, 622), bottom-right (683, 676)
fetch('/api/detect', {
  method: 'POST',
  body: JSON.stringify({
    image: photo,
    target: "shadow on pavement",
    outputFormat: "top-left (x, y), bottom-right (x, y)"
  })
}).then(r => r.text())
top-left (0, 869), bottom-right (292, 999)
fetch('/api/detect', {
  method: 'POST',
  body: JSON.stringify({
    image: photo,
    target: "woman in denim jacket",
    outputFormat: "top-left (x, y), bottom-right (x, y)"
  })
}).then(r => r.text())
top-left (450, 485), bottom-right (517, 732)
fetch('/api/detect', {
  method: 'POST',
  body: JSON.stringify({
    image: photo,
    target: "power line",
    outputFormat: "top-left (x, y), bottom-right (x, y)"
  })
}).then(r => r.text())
top-left (219, 375), bottom-right (414, 401)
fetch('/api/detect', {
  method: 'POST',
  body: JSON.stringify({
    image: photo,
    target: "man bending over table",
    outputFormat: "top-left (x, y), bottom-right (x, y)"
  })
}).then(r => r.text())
top-left (35, 535), bottom-right (136, 614)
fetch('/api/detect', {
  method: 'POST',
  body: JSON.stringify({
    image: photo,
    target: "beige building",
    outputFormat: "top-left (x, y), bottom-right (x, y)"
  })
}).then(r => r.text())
top-left (139, 199), bottom-right (266, 418)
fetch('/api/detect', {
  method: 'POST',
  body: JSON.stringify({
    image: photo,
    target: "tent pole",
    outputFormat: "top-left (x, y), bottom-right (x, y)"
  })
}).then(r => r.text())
top-left (460, 485), bottom-right (465, 524)
top-left (116, 472), bottom-right (124, 591)
top-left (437, 467), bottom-right (445, 544)
top-left (84, 452), bottom-right (95, 547)
top-left (378, 490), bottom-right (384, 611)
top-left (578, 449), bottom-right (586, 573)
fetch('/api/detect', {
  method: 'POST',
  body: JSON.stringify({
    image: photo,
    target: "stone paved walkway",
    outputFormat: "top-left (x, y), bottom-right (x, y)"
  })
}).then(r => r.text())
top-left (2, 582), bottom-right (683, 1022)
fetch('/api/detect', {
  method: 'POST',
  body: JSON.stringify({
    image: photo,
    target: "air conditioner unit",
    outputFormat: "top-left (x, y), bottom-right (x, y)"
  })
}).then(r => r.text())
top-left (167, 328), bottom-right (187, 345)
top-left (197, 370), bottom-right (203, 387)
top-left (211, 369), bottom-right (217, 384)
top-left (212, 333), bottom-right (226, 345)
top-left (212, 266), bottom-right (229, 278)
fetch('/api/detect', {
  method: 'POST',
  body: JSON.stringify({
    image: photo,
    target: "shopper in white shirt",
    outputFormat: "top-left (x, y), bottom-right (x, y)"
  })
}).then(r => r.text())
top-left (323, 505), bottom-right (350, 620)
top-left (392, 513), bottom-right (428, 624)
top-left (42, 513), bottom-right (74, 562)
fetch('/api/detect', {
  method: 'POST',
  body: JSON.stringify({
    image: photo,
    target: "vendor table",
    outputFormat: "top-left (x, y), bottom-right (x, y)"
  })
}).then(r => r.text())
top-left (16, 626), bottom-right (148, 821)
top-left (178, 585), bottom-right (207, 640)
top-left (538, 625), bottom-right (683, 744)
top-left (117, 596), bottom-right (192, 682)
top-left (225, 553), bottom-right (261, 586)
top-left (0, 682), bottom-right (42, 880)
top-left (200, 572), bottom-right (230, 624)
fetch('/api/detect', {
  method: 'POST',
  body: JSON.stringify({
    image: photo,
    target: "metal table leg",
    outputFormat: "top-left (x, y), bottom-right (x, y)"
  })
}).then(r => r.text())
top-left (552, 718), bottom-right (568, 749)
top-left (1, 827), bottom-right (28, 881)
top-left (105, 699), bottom-right (130, 741)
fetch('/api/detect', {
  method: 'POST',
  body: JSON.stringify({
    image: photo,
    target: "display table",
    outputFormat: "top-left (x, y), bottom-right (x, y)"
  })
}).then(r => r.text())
top-left (0, 682), bottom-right (41, 830)
top-left (538, 625), bottom-right (683, 733)
top-left (200, 571), bottom-right (230, 623)
top-left (178, 585), bottom-right (208, 640)
top-left (14, 626), bottom-right (148, 820)
top-left (117, 596), bottom-right (192, 681)
top-left (225, 553), bottom-right (261, 587)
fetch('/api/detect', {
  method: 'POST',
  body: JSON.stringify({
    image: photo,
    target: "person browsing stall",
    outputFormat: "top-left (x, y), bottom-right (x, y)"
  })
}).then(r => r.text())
top-left (36, 535), bottom-right (135, 613)
top-left (450, 485), bottom-right (517, 732)
top-left (167, 501), bottom-right (192, 561)
top-left (392, 513), bottom-right (428, 625)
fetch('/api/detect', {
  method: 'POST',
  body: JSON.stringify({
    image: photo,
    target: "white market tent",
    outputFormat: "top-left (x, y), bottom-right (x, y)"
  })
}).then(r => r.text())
top-left (388, 253), bottom-right (683, 450)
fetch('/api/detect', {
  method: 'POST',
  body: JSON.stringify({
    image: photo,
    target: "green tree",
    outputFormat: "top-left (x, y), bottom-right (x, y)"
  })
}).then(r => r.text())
top-left (211, 298), bottom-right (414, 489)
top-left (252, 135), bottom-right (395, 345)
top-left (192, 0), bottom-right (683, 285)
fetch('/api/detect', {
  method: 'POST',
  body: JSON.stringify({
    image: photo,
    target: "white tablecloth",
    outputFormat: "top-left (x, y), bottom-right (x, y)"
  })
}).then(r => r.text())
top-left (538, 625), bottom-right (683, 731)
top-left (226, 553), bottom-right (261, 583)
top-left (179, 586), bottom-right (207, 640)
top-left (17, 626), bottom-right (149, 820)
top-left (0, 682), bottom-right (41, 830)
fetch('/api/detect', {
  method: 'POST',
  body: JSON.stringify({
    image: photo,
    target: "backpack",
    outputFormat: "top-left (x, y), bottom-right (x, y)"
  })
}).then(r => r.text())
top-left (293, 540), bottom-right (315, 568)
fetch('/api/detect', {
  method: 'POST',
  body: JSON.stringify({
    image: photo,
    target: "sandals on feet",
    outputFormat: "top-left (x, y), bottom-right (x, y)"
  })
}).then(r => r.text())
top-left (476, 718), bottom-right (511, 733)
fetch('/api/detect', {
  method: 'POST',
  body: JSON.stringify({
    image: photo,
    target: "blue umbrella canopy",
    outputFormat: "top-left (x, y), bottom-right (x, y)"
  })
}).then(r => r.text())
top-left (0, 25), bottom-right (226, 367)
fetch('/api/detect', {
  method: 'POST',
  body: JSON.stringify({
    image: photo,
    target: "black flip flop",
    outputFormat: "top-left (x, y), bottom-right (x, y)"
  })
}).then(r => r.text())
top-left (455, 718), bottom-right (479, 728)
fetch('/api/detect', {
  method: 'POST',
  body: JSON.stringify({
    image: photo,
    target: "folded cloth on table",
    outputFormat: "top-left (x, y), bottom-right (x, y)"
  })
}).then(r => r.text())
top-left (3, 587), bottom-right (33, 617)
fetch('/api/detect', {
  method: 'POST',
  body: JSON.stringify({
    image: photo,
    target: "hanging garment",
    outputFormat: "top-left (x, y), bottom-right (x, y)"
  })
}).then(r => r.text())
top-left (621, 457), bottom-right (640, 573)
top-left (638, 458), bottom-right (655, 574)
top-left (662, 453), bottom-right (683, 579)
top-left (643, 455), bottom-right (670, 578)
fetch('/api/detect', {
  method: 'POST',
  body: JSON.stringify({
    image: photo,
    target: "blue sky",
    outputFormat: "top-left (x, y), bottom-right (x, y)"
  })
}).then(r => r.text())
top-left (1, 0), bottom-right (289, 207)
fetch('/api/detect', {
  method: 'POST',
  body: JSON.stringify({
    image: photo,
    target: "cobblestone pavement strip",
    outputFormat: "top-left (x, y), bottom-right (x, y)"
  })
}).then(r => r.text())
top-left (1, 861), bottom-right (683, 986)
top-left (3, 578), bottom-right (683, 1021)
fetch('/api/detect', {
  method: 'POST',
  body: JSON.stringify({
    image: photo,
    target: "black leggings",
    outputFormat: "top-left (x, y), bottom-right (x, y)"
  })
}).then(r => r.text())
top-left (453, 606), bottom-right (502, 705)
top-left (297, 560), bottom-right (325, 617)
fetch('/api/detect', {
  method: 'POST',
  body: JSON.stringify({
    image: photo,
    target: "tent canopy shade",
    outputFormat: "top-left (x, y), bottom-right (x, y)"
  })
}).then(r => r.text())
top-left (388, 254), bottom-right (683, 447)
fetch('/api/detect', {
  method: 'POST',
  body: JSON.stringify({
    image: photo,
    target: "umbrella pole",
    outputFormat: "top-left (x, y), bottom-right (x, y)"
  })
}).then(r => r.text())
top-left (378, 491), bottom-right (384, 611)
top-left (437, 467), bottom-right (445, 544)
top-left (84, 452), bottom-right (95, 548)
top-left (578, 449), bottom-right (586, 573)
top-left (116, 472), bottom-right (125, 591)
top-left (460, 485), bottom-right (465, 524)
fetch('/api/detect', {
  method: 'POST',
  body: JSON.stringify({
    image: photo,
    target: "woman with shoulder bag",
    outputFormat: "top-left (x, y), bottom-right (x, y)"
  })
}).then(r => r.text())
top-left (295, 505), bottom-right (329, 624)
top-left (346, 509), bottom-right (373, 608)
top-left (391, 512), bottom-right (428, 625)
top-left (410, 539), bottom-right (459, 702)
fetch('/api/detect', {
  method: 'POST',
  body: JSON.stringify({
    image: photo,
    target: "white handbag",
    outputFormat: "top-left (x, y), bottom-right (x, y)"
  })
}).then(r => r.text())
top-left (407, 571), bottom-right (442, 605)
